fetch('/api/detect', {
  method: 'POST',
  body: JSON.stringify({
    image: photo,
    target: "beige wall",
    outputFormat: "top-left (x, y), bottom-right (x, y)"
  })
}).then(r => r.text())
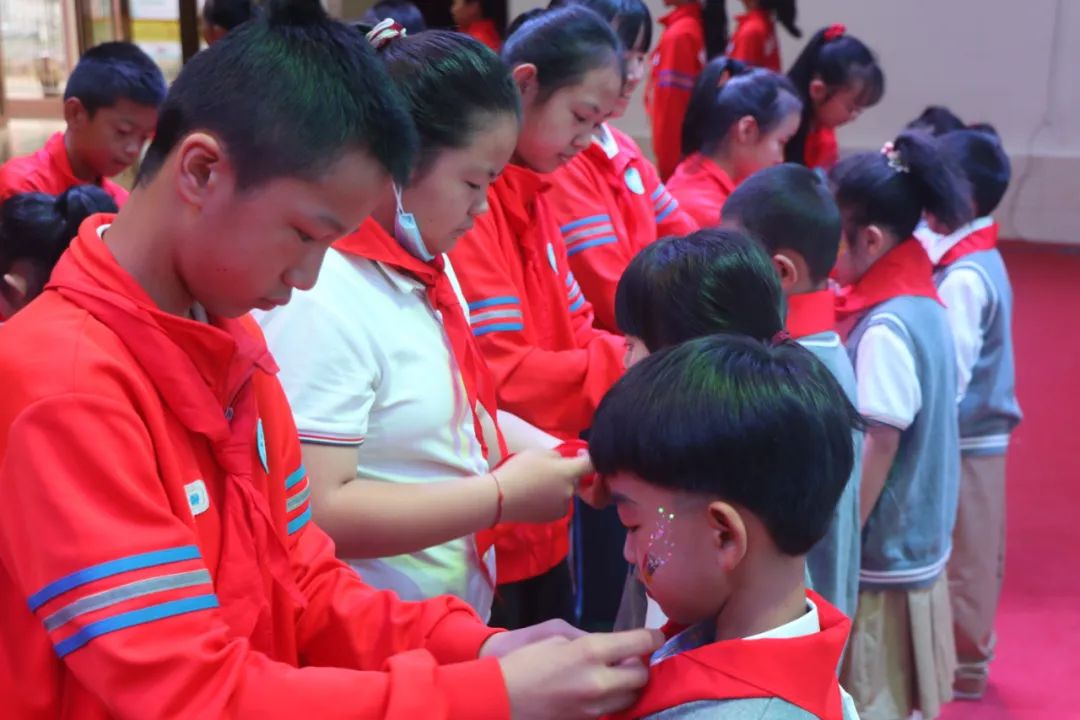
top-left (507, 0), bottom-right (1080, 243)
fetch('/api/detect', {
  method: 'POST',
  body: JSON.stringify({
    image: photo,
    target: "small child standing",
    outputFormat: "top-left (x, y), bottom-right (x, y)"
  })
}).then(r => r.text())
top-left (646, 0), bottom-right (706, 179)
top-left (0, 43), bottom-right (165, 204)
top-left (591, 332), bottom-right (863, 718)
top-left (726, 0), bottom-right (801, 71)
top-left (830, 131), bottom-right (970, 720)
top-left (722, 163), bottom-right (862, 619)
top-left (917, 127), bottom-right (1022, 700)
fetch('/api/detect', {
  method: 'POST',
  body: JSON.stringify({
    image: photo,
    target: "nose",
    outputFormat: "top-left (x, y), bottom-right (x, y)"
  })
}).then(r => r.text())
top-left (571, 131), bottom-right (592, 151)
top-left (286, 246), bottom-right (329, 292)
top-left (470, 195), bottom-right (490, 218)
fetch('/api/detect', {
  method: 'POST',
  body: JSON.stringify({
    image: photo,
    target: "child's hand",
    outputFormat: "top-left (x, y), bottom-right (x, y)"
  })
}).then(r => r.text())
top-left (496, 630), bottom-right (663, 720)
top-left (497, 449), bottom-right (590, 524)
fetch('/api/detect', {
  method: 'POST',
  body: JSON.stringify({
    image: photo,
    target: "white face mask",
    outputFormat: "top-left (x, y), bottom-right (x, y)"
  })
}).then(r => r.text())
top-left (393, 184), bottom-right (434, 262)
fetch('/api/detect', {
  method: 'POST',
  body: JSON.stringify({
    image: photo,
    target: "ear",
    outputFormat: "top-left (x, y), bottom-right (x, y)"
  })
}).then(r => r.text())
top-left (63, 97), bottom-right (89, 129)
top-left (771, 252), bottom-right (799, 293)
top-left (861, 224), bottom-right (888, 257)
top-left (808, 77), bottom-right (828, 107)
top-left (511, 63), bottom-right (540, 105)
top-left (706, 501), bottom-right (748, 572)
top-left (172, 132), bottom-right (233, 210)
top-left (734, 115), bottom-right (760, 146)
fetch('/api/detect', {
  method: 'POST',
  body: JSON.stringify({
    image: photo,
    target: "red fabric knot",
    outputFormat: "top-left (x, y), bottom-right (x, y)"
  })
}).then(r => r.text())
top-left (823, 24), bottom-right (846, 42)
top-left (771, 329), bottom-right (792, 346)
top-left (366, 19), bottom-right (408, 50)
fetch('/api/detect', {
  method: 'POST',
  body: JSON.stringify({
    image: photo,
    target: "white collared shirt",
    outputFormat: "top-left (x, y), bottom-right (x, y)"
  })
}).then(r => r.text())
top-left (256, 248), bottom-right (495, 618)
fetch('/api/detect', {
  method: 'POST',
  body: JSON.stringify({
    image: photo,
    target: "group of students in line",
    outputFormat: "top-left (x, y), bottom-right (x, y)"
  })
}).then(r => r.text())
top-left (0, 0), bottom-right (1019, 719)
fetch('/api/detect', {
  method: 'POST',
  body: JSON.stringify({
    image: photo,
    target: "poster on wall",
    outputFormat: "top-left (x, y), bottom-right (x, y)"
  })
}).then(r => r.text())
top-left (129, 0), bottom-right (180, 21)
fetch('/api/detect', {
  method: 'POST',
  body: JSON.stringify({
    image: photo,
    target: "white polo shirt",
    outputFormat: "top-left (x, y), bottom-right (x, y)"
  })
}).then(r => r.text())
top-left (256, 248), bottom-right (495, 618)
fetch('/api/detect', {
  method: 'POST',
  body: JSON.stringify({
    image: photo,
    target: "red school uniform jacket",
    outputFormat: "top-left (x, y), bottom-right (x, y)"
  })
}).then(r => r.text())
top-left (546, 124), bottom-right (699, 332)
top-left (607, 591), bottom-right (851, 720)
top-left (665, 153), bottom-right (736, 228)
top-left (646, 2), bottom-right (705, 181)
top-left (463, 18), bottom-right (502, 52)
top-left (0, 215), bottom-right (509, 720)
top-left (449, 164), bottom-right (625, 583)
top-left (0, 131), bottom-right (129, 204)
top-left (727, 8), bottom-right (781, 71)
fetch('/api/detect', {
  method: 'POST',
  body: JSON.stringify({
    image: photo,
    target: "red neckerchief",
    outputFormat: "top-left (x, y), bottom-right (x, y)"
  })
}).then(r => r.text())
top-left (937, 221), bottom-right (998, 268)
top-left (659, 1), bottom-right (702, 28)
top-left (804, 125), bottom-right (838, 170)
top-left (47, 213), bottom-right (305, 648)
top-left (786, 289), bottom-right (837, 339)
top-left (607, 591), bottom-right (850, 720)
top-left (835, 238), bottom-right (942, 321)
top-left (334, 217), bottom-right (508, 464)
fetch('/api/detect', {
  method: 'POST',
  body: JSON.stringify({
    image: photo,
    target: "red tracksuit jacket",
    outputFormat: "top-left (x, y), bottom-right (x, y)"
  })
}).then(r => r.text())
top-left (464, 19), bottom-right (502, 52)
top-left (805, 125), bottom-right (839, 171)
top-left (449, 164), bottom-right (624, 582)
top-left (727, 8), bottom-right (781, 71)
top-left (646, 3), bottom-right (705, 181)
top-left (546, 124), bottom-right (699, 332)
top-left (665, 153), bottom-right (736, 228)
top-left (0, 131), bottom-right (129, 204)
top-left (0, 215), bottom-right (508, 719)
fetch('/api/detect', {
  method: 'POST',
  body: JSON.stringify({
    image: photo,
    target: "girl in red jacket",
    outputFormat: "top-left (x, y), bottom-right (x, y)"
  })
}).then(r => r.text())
top-left (451, 0), bottom-right (503, 51)
top-left (646, 0), bottom-right (706, 179)
top-left (726, 0), bottom-right (801, 71)
top-left (785, 25), bottom-right (885, 171)
top-left (666, 58), bottom-right (801, 227)
top-left (546, 0), bottom-right (698, 333)
top-left (449, 5), bottom-right (627, 629)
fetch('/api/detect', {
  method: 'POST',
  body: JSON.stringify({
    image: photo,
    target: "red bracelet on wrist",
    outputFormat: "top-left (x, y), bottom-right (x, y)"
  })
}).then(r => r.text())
top-left (490, 471), bottom-right (504, 527)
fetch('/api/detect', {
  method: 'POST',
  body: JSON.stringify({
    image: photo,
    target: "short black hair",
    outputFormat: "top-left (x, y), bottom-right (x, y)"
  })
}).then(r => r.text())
top-left (830, 130), bottom-right (973, 240)
top-left (682, 59), bottom-right (801, 157)
top-left (63, 42), bottom-right (167, 116)
top-left (906, 105), bottom-right (965, 137)
top-left (502, 5), bottom-right (622, 103)
top-left (550, 0), bottom-right (653, 53)
top-left (615, 228), bottom-right (784, 351)
top-left (938, 129), bottom-right (1011, 218)
top-left (360, 0), bottom-right (427, 35)
top-left (203, 0), bottom-right (254, 31)
top-left (377, 31), bottom-right (520, 177)
top-left (140, 0), bottom-right (417, 189)
top-left (0, 185), bottom-right (117, 273)
top-left (591, 334), bottom-right (862, 555)
top-left (722, 163), bottom-right (841, 284)
top-left (786, 28), bottom-right (884, 165)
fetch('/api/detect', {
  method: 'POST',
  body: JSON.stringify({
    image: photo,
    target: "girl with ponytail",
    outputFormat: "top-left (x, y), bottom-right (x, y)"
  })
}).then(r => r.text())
top-left (666, 56), bottom-right (802, 227)
top-left (786, 25), bottom-right (884, 170)
top-left (0, 184), bottom-right (116, 319)
top-left (727, 0), bottom-right (801, 71)
top-left (831, 130), bottom-right (971, 720)
top-left (258, 26), bottom-right (591, 623)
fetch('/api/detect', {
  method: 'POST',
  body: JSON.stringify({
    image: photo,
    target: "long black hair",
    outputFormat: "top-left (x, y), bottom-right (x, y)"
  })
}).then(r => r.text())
top-left (785, 26), bottom-right (884, 165)
top-left (682, 57), bottom-right (801, 157)
top-left (375, 30), bottom-right (519, 178)
top-left (829, 130), bottom-right (973, 244)
top-left (502, 5), bottom-right (623, 103)
top-left (549, 0), bottom-right (653, 52)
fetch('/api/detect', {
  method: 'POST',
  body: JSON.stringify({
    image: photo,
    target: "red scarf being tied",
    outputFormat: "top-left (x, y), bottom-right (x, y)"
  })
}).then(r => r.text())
top-left (937, 220), bottom-right (998, 268)
top-left (607, 591), bottom-right (851, 720)
top-left (785, 289), bottom-right (838, 340)
top-left (334, 218), bottom-right (508, 463)
top-left (835, 238), bottom-right (942, 321)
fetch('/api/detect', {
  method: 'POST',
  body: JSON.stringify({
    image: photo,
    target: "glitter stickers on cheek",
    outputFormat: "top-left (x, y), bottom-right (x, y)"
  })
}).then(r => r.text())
top-left (641, 506), bottom-right (677, 585)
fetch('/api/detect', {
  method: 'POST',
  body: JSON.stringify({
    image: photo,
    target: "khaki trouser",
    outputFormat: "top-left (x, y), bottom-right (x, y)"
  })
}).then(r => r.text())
top-left (947, 452), bottom-right (1007, 698)
top-left (842, 573), bottom-right (956, 720)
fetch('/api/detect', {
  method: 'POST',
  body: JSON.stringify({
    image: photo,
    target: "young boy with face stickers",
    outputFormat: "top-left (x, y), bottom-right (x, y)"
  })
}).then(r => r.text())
top-left (0, 2), bottom-right (660, 717)
top-left (590, 333), bottom-right (863, 719)
top-left (0, 42), bottom-right (165, 204)
top-left (448, 5), bottom-right (628, 628)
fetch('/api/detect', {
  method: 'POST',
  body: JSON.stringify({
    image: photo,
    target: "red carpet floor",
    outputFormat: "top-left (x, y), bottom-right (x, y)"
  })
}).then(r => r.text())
top-left (940, 243), bottom-right (1080, 720)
